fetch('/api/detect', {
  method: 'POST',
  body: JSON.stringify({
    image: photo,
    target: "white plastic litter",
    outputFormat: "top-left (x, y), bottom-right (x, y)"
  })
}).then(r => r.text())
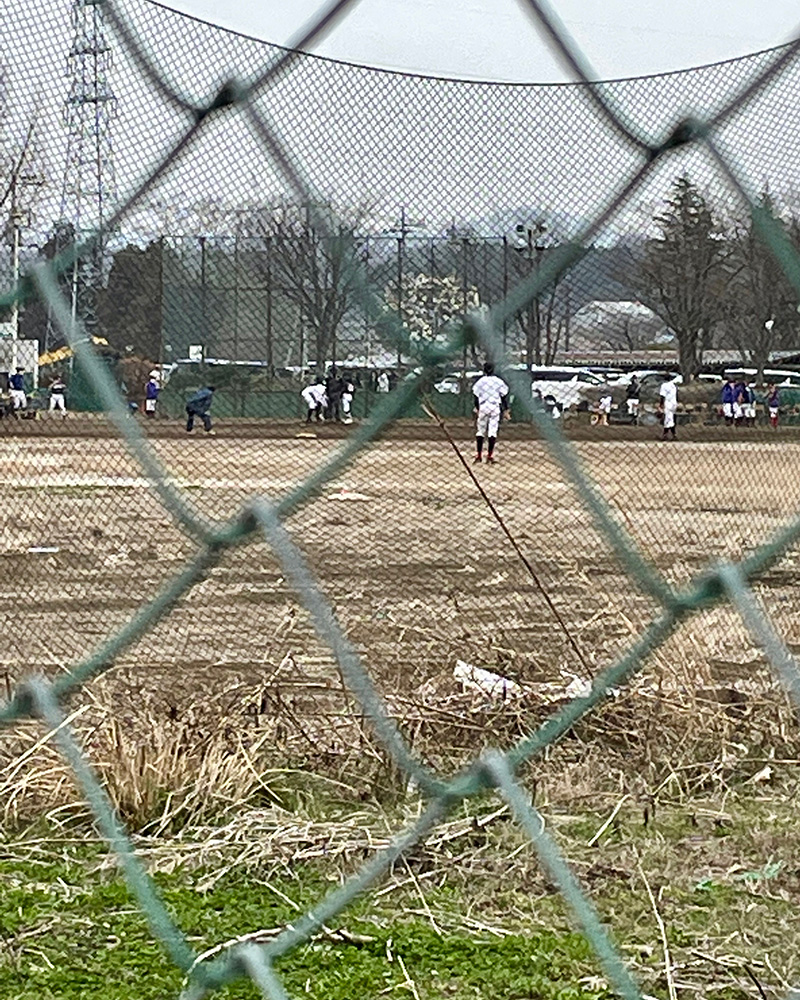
top-left (562, 674), bottom-right (593, 699)
top-left (453, 659), bottom-right (523, 700)
top-left (27, 546), bottom-right (60, 554)
top-left (326, 490), bottom-right (372, 501)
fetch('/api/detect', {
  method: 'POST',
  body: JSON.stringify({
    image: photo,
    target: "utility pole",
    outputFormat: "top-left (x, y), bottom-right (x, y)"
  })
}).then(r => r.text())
top-left (52, 0), bottom-right (118, 347)
top-left (388, 206), bottom-right (425, 371)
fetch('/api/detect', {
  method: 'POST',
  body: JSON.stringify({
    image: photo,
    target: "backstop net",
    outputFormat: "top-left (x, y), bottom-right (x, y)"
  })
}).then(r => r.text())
top-left (4, 2), bottom-right (800, 998)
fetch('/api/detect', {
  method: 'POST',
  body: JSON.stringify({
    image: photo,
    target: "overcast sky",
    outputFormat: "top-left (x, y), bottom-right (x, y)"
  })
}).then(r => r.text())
top-left (165, 0), bottom-right (800, 82)
top-left (7, 0), bottom-right (800, 243)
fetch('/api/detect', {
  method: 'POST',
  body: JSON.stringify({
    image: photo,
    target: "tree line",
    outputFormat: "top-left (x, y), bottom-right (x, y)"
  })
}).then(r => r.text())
top-left (14, 176), bottom-right (800, 380)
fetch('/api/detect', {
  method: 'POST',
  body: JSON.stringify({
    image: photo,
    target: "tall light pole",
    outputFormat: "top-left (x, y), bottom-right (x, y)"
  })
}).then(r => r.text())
top-left (514, 220), bottom-right (548, 368)
top-left (9, 177), bottom-right (21, 374)
top-left (385, 207), bottom-right (425, 370)
top-left (7, 172), bottom-right (41, 383)
top-left (54, 0), bottom-right (118, 345)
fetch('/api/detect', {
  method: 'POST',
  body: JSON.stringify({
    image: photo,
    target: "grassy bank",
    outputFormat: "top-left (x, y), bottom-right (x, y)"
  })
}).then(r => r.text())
top-left (2, 787), bottom-right (799, 1000)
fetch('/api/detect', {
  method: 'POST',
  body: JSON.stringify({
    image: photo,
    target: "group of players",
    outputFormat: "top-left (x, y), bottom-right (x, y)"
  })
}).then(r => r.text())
top-left (721, 374), bottom-right (781, 429)
top-left (300, 371), bottom-right (361, 425)
top-left (301, 362), bottom-right (510, 463)
top-left (5, 367), bottom-right (67, 417)
top-left (17, 362), bottom-right (777, 452)
top-left (4, 367), bottom-right (164, 422)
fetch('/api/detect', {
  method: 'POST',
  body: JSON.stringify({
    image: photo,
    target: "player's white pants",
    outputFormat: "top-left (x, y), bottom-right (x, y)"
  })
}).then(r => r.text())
top-left (10, 389), bottom-right (26, 409)
top-left (49, 394), bottom-right (66, 412)
top-left (626, 398), bottom-right (639, 416)
top-left (722, 402), bottom-right (733, 419)
top-left (743, 403), bottom-right (756, 420)
top-left (663, 404), bottom-right (677, 429)
top-left (732, 402), bottom-right (744, 421)
top-left (476, 407), bottom-right (500, 438)
top-left (341, 392), bottom-right (352, 415)
top-left (145, 398), bottom-right (157, 413)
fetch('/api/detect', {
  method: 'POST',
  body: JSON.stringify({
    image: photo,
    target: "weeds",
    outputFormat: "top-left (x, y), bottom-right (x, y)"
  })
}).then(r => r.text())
top-left (2, 787), bottom-right (800, 999)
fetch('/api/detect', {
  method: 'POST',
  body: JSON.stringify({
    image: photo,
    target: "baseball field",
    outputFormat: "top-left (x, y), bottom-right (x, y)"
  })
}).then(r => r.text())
top-left (3, 417), bottom-right (800, 999)
top-left (3, 417), bottom-right (799, 771)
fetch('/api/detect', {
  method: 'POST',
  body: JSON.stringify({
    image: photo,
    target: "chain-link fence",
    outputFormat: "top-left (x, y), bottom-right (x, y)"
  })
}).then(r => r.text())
top-left (4, 0), bottom-right (800, 997)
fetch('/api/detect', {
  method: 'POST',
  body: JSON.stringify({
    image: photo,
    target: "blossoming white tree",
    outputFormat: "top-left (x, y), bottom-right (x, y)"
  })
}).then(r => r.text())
top-left (385, 272), bottom-right (480, 349)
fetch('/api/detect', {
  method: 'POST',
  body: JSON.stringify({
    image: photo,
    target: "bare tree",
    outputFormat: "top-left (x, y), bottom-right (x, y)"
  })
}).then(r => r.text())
top-left (0, 66), bottom-right (46, 231)
top-left (719, 192), bottom-right (799, 381)
top-left (572, 300), bottom-right (670, 352)
top-left (1, 81), bottom-right (45, 332)
top-left (509, 220), bottom-right (578, 366)
top-left (243, 202), bottom-right (368, 371)
top-left (636, 176), bottom-right (729, 381)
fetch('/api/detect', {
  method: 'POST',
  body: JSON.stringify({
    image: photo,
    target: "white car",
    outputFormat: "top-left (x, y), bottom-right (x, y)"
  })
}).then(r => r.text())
top-left (433, 371), bottom-right (482, 393)
top-left (616, 369), bottom-right (683, 387)
top-left (723, 367), bottom-right (800, 387)
top-left (433, 375), bottom-right (461, 393)
top-left (529, 366), bottom-right (607, 410)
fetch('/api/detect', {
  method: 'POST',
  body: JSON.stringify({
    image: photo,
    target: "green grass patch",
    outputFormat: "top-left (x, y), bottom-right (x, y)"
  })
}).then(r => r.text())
top-left (0, 842), bottom-right (606, 1000)
top-left (3, 792), bottom-right (800, 999)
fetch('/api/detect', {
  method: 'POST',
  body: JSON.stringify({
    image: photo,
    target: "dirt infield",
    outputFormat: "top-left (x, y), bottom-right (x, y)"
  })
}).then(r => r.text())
top-left (3, 411), bottom-right (800, 443)
top-left (3, 425), bottom-right (800, 718)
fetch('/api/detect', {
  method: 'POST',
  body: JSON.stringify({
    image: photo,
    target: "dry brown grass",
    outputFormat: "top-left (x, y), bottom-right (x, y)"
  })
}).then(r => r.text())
top-left (1, 620), bottom-right (797, 838)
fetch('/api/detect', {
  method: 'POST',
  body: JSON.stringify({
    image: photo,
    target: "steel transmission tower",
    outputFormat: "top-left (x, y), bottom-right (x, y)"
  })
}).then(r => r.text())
top-left (54, 0), bottom-right (117, 344)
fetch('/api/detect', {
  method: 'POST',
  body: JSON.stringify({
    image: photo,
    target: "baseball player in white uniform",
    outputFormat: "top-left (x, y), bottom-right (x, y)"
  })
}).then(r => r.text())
top-left (472, 362), bottom-right (510, 464)
top-left (340, 375), bottom-right (355, 424)
top-left (49, 376), bottom-right (67, 416)
top-left (659, 375), bottom-right (678, 440)
top-left (301, 379), bottom-right (327, 423)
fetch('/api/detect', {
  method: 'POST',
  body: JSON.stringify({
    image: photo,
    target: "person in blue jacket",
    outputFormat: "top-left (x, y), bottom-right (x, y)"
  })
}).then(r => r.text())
top-left (8, 367), bottom-right (26, 414)
top-left (185, 385), bottom-right (216, 433)
top-left (144, 374), bottom-right (160, 418)
top-left (721, 375), bottom-right (737, 425)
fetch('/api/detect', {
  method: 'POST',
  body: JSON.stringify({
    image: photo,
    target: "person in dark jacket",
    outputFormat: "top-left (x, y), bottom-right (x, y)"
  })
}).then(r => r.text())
top-left (186, 385), bottom-right (216, 433)
top-left (767, 384), bottom-right (780, 429)
top-left (625, 376), bottom-right (640, 424)
top-left (325, 370), bottom-right (343, 422)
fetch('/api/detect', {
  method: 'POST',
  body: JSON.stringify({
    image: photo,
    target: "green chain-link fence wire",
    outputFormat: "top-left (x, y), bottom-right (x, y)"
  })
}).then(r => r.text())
top-left (5, 0), bottom-right (800, 996)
